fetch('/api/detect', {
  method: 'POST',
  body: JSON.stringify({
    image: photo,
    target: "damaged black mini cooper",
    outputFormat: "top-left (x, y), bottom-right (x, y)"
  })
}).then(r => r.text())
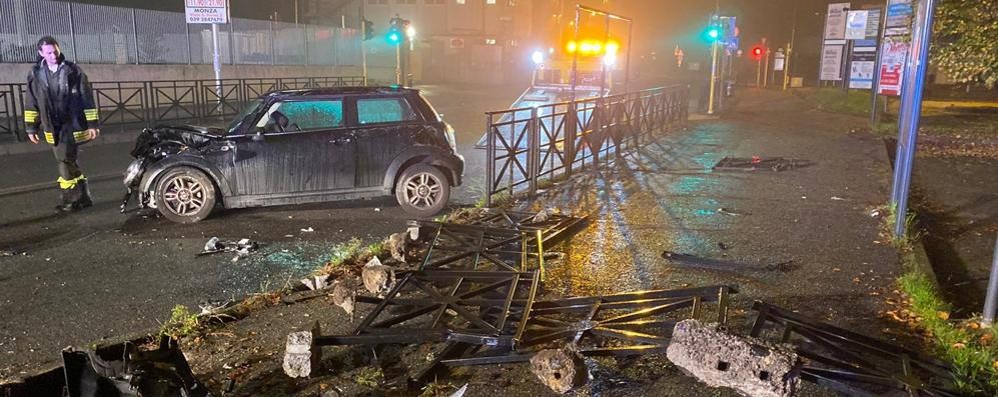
top-left (122, 86), bottom-right (464, 223)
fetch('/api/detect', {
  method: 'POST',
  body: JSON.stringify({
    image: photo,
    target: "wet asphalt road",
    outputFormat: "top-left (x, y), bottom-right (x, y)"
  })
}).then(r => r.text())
top-left (0, 83), bottom-right (525, 379)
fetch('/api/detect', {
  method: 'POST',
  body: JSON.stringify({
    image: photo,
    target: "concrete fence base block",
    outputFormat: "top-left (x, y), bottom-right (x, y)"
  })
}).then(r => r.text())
top-left (666, 319), bottom-right (801, 397)
top-left (283, 322), bottom-right (322, 378)
top-left (529, 348), bottom-right (590, 394)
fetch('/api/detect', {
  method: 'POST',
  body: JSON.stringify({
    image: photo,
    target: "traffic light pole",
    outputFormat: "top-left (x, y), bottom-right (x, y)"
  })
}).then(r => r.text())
top-left (707, 39), bottom-right (719, 115)
top-left (395, 43), bottom-right (401, 85)
top-left (359, 4), bottom-right (368, 85)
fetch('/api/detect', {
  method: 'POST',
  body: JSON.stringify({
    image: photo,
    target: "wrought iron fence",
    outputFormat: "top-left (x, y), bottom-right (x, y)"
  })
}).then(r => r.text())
top-left (0, 0), bottom-right (360, 66)
top-left (0, 76), bottom-right (364, 140)
top-left (483, 85), bottom-right (690, 206)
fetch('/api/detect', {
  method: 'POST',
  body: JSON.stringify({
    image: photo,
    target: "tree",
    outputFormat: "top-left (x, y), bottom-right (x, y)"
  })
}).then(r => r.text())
top-left (932, 0), bottom-right (998, 87)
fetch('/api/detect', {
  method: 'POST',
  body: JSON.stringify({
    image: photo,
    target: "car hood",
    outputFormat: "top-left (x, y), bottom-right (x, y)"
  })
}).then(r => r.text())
top-left (131, 125), bottom-right (226, 158)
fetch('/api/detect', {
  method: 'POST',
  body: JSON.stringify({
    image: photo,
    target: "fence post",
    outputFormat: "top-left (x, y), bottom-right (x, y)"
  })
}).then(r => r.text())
top-left (68, 2), bottom-right (78, 59)
top-left (186, 21), bottom-right (192, 65)
top-left (132, 8), bottom-right (140, 65)
top-left (270, 19), bottom-right (276, 65)
top-left (528, 107), bottom-right (539, 196)
top-left (485, 112), bottom-right (495, 208)
top-left (303, 24), bottom-right (310, 66)
top-left (565, 102), bottom-right (577, 179)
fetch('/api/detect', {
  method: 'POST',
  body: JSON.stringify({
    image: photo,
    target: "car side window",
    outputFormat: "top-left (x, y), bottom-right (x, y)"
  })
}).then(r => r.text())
top-left (357, 97), bottom-right (419, 125)
top-left (258, 100), bottom-right (344, 132)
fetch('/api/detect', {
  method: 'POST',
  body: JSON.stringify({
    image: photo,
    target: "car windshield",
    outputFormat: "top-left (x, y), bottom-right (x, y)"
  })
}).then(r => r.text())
top-left (227, 99), bottom-right (264, 134)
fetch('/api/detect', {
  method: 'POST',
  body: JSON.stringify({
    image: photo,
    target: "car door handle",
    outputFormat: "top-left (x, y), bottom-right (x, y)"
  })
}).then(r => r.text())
top-left (332, 137), bottom-right (353, 145)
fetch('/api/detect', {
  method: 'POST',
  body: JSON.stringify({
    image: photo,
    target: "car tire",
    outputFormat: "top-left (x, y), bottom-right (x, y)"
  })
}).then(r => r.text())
top-left (153, 166), bottom-right (217, 224)
top-left (395, 163), bottom-right (450, 218)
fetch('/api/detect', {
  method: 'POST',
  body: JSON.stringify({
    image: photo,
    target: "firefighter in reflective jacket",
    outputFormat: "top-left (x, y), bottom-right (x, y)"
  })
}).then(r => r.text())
top-left (23, 36), bottom-right (100, 212)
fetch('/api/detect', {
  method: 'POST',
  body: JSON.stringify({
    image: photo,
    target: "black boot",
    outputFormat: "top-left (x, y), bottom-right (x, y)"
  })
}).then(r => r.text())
top-left (55, 180), bottom-right (92, 213)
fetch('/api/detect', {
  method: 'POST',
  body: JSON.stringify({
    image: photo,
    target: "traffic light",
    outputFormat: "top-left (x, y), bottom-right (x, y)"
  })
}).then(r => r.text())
top-left (363, 19), bottom-right (374, 41)
top-left (704, 15), bottom-right (722, 43)
top-left (751, 46), bottom-right (764, 59)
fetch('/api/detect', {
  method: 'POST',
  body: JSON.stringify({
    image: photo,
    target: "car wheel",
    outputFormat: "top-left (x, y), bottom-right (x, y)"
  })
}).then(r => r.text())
top-left (395, 164), bottom-right (450, 217)
top-left (153, 167), bottom-right (217, 224)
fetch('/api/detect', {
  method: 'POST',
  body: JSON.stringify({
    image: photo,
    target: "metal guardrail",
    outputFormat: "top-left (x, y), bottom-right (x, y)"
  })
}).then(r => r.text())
top-left (484, 85), bottom-right (690, 206)
top-left (0, 76), bottom-right (365, 140)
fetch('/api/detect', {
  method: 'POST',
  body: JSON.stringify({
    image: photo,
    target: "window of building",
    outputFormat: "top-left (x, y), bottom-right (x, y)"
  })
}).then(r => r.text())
top-left (456, 0), bottom-right (465, 4)
top-left (485, 38), bottom-right (496, 45)
top-left (357, 98), bottom-right (419, 125)
top-left (486, 0), bottom-right (496, 4)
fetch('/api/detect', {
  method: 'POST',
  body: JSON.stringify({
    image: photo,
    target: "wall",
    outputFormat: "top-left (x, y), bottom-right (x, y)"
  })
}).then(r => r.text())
top-left (0, 63), bottom-right (362, 84)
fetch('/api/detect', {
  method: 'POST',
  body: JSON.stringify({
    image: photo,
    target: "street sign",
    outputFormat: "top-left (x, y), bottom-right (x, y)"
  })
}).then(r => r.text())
top-left (849, 47), bottom-right (877, 89)
top-left (824, 3), bottom-right (851, 40)
top-left (185, 0), bottom-right (227, 24)
top-left (877, 0), bottom-right (913, 96)
top-left (820, 45), bottom-right (844, 81)
top-left (774, 51), bottom-right (786, 72)
top-left (845, 10), bottom-right (869, 40)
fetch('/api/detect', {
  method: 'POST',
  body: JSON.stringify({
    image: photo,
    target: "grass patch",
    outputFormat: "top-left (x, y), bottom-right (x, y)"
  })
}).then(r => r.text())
top-left (804, 88), bottom-right (879, 116)
top-left (885, 203), bottom-right (921, 250)
top-left (898, 271), bottom-right (998, 394)
top-left (160, 305), bottom-right (200, 339)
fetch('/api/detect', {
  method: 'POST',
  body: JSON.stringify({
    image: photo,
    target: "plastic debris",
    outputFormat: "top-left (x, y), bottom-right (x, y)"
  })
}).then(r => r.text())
top-left (301, 227), bottom-right (315, 233)
top-left (198, 237), bottom-right (259, 257)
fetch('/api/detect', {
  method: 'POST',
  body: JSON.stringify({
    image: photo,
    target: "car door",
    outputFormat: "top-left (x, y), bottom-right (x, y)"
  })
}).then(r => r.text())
top-left (350, 95), bottom-right (423, 188)
top-left (231, 98), bottom-right (355, 197)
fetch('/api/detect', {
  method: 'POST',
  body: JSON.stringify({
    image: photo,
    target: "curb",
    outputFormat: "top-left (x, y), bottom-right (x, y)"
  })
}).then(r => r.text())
top-left (0, 131), bottom-right (140, 156)
top-left (0, 173), bottom-right (121, 198)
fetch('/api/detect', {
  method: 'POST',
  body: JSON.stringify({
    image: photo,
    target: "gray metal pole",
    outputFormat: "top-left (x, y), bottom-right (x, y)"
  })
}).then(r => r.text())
top-left (211, 23), bottom-right (222, 111)
top-left (982, 235), bottom-right (998, 327)
top-left (360, 3), bottom-right (367, 85)
top-left (132, 8), bottom-right (139, 64)
top-left (624, 21), bottom-right (633, 94)
top-left (67, 2), bottom-right (77, 59)
top-left (599, 13), bottom-right (609, 96)
top-left (890, 0), bottom-right (937, 237)
top-left (871, 3), bottom-right (889, 124)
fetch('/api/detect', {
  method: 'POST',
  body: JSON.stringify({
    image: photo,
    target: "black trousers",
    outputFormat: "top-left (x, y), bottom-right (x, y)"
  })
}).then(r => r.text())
top-left (51, 125), bottom-right (88, 204)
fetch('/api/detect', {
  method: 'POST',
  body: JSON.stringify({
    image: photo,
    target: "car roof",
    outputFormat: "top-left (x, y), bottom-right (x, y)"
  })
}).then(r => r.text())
top-left (265, 86), bottom-right (420, 99)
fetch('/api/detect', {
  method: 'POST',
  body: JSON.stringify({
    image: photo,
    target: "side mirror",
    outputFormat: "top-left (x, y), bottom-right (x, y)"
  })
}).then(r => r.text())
top-left (252, 131), bottom-right (265, 142)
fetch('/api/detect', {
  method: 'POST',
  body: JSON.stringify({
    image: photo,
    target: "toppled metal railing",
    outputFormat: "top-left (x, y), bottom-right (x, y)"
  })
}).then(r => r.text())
top-left (483, 85), bottom-right (689, 206)
top-left (434, 285), bottom-right (738, 369)
top-left (749, 301), bottom-right (961, 397)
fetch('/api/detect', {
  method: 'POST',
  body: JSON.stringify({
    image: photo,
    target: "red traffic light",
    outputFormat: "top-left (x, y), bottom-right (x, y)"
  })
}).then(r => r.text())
top-left (751, 46), bottom-right (764, 59)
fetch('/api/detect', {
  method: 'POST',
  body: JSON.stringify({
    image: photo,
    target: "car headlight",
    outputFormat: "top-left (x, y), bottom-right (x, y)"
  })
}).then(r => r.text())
top-left (123, 159), bottom-right (146, 186)
top-left (444, 123), bottom-right (457, 150)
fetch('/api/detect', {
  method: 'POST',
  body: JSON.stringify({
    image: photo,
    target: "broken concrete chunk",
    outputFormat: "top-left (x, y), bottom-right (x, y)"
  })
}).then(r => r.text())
top-left (362, 256), bottom-right (396, 295)
top-left (332, 278), bottom-right (358, 317)
top-left (666, 320), bottom-right (801, 397)
top-left (301, 274), bottom-right (330, 291)
top-left (529, 348), bottom-right (590, 394)
top-left (531, 208), bottom-right (560, 223)
top-left (283, 323), bottom-right (322, 378)
top-left (384, 232), bottom-right (407, 263)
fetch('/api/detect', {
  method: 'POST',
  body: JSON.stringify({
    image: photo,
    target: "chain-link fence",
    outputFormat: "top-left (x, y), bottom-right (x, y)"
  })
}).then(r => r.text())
top-left (0, 0), bottom-right (360, 66)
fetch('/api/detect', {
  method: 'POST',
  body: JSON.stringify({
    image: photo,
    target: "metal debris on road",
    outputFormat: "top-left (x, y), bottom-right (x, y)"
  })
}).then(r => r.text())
top-left (667, 319), bottom-right (801, 397)
top-left (712, 157), bottom-right (809, 172)
top-left (63, 336), bottom-right (209, 397)
top-left (662, 251), bottom-right (798, 273)
top-left (750, 301), bottom-right (961, 397)
top-left (717, 207), bottom-right (750, 216)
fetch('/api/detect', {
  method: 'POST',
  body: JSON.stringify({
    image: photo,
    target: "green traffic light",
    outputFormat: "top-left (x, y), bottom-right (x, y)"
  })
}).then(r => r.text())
top-left (707, 28), bottom-right (720, 40)
top-left (387, 31), bottom-right (401, 44)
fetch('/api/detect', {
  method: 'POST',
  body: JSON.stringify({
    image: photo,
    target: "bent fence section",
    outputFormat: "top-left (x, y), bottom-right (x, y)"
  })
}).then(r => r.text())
top-left (484, 85), bottom-right (690, 206)
top-left (0, 76), bottom-right (364, 140)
